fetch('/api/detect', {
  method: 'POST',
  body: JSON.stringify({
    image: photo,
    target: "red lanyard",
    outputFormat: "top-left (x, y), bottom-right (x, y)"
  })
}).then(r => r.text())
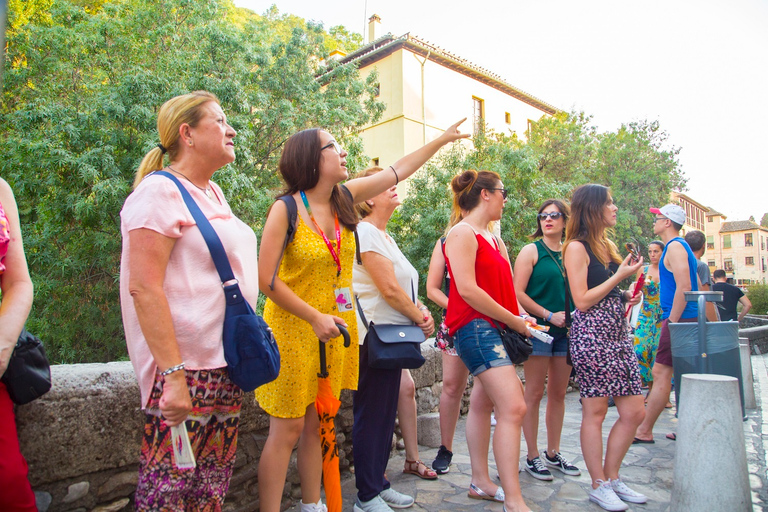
top-left (300, 191), bottom-right (342, 277)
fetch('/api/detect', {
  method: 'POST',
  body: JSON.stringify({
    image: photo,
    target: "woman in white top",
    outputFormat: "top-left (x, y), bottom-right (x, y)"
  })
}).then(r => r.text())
top-left (352, 168), bottom-right (436, 512)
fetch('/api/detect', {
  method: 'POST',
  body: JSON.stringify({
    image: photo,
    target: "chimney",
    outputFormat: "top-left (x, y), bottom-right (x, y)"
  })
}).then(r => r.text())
top-left (368, 14), bottom-right (381, 43)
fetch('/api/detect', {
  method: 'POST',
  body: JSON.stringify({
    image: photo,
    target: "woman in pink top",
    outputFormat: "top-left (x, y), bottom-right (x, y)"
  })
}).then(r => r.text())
top-left (0, 178), bottom-right (36, 512)
top-left (120, 91), bottom-right (259, 510)
top-left (444, 170), bottom-right (532, 512)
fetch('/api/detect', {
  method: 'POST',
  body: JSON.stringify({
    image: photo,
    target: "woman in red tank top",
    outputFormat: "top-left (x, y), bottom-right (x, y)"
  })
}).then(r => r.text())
top-left (444, 170), bottom-right (533, 512)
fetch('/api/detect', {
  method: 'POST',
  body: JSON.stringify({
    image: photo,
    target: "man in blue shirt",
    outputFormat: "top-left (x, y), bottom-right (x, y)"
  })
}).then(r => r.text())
top-left (633, 204), bottom-right (699, 443)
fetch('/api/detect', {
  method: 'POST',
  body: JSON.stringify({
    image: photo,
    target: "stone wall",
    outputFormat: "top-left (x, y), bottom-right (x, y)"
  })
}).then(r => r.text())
top-left (740, 315), bottom-right (768, 354)
top-left (14, 341), bottom-right (471, 512)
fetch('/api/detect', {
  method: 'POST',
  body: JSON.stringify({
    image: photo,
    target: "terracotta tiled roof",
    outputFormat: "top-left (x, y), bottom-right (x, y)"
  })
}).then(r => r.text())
top-left (720, 220), bottom-right (768, 233)
top-left (324, 33), bottom-right (561, 115)
top-left (706, 209), bottom-right (725, 217)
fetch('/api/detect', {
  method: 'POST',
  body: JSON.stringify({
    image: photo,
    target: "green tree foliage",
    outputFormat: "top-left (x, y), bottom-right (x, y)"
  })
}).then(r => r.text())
top-left (1, 0), bottom-right (382, 363)
top-left (390, 114), bottom-right (684, 319)
top-left (760, 213), bottom-right (768, 227)
top-left (528, 114), bottom-right (684, 252)
top-left (747, 283), bottom-right (768, 316)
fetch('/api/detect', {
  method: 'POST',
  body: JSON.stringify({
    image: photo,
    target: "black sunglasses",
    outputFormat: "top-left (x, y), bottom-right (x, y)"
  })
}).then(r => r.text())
top-left (320, 140), bottom-right (343, 154)
top-left (489, 188), bottom-right (508, 199)
top-left (538, 212), bottom-right (564, 220)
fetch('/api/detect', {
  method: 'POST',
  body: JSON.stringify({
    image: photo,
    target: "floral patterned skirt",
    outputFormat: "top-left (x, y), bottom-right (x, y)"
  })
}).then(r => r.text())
top-left (135, 368), bottom-right (243, 512)
top-left (570, 297), bottom-right (643, 398)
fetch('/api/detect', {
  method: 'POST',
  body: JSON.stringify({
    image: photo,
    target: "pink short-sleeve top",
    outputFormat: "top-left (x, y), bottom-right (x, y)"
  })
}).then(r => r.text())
top-left (0, 201), bottom-right (10, 274)
top-left (119, 173), bottom-right (259, 407)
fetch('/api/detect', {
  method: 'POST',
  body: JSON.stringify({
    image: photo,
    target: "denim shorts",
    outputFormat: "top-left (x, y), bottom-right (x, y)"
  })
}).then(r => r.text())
top-left (454, 318), bottom-right (513, 376)
top-left (531, 332), bottom-right (569, 357)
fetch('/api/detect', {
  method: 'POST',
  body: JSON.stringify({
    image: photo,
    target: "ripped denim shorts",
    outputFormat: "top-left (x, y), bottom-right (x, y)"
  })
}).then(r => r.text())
top-left (454, 318), bottom-right (513, 376)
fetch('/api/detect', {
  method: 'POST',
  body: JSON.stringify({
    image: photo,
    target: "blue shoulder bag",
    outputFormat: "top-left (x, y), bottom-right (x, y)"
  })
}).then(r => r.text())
top-left (156, 171), bottom-right (280, 392)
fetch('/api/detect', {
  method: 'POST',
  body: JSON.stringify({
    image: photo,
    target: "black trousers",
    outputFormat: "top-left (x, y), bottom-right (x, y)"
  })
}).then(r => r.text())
top-left (352, 342), bottom-right (402, 502)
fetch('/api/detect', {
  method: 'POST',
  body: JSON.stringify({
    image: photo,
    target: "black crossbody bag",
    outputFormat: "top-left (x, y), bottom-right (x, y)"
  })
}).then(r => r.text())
top-left (353, 231), bottom-right (425, 370)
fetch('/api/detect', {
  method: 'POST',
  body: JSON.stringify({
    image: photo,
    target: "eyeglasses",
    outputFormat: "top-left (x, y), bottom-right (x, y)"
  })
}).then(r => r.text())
top-left (489, 188), bottom-right (508, 199)
top-left (538, 212), bottom-right (564, 221)
top-left (320, 140), bottom-right (343, 154)
top-left (653, 216), bottom-right (667, 223)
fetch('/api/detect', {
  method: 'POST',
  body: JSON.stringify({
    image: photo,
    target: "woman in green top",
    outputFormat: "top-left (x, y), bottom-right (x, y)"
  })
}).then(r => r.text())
top-left (513, 199), bottom-right (581, 481)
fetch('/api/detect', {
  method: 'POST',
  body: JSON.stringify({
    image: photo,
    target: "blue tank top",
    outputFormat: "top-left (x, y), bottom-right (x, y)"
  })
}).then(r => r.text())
top-left (659, 237), bottom-right (699, 320)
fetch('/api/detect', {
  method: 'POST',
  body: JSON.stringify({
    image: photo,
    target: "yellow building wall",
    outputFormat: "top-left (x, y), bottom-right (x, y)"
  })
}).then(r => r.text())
top-left (357, 46), bottom-right (551, 196)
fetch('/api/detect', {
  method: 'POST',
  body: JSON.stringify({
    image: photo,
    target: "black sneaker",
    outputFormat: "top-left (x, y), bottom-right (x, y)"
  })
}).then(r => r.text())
top-left (431, 445), bottom-right (453, 474)
top-left (524, 456), bottom-right (554, 481)
top-left (543, 450), bottom-right (581, 476)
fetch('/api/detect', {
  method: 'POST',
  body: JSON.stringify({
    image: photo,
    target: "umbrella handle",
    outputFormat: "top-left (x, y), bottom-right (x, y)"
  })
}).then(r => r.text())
top-left (318, 324), bottom-right (351, 377)
top-left (318, 340), bottom-right (328, 378)
top-left (336, 323), bottom-right (351, 347)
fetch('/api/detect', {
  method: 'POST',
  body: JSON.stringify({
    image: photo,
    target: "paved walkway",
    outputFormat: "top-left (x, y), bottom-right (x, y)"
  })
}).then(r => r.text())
top-left (293, 354), bottom-right (768, 511)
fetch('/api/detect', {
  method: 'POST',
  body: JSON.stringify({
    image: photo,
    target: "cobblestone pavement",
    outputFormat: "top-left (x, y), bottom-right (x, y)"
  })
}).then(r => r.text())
top-left (292, 354), bottom-right (768, 511)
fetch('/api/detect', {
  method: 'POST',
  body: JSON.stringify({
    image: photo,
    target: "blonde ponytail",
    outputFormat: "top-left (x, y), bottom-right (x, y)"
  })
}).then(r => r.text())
top-left (132, 91), bottom-right (219, 189)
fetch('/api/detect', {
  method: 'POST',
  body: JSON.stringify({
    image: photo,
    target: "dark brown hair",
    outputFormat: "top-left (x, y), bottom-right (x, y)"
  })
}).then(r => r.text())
top-left (684, 230), bottom-right (706, 252)
top-left (529, 199), bottom-right (570, 239)
top-left (450, 170), bottom-right (500, 213)
top-left (563, 183), bottom-right (621, 266)
top-left (278, 128), bottom-right (358, 231)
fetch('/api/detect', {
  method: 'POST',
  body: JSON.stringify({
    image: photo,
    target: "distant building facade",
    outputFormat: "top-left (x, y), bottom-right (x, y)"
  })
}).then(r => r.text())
top-left (336, 15), bottom-right (559, 194)
top-left (671, 192), bottom-right (708, 236)
top-left (706, 211), bottom-right (768, 286)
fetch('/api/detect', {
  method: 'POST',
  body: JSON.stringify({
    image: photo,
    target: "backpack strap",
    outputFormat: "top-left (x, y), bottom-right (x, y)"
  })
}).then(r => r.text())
top-left (269, 194), bottom-right (298, 291)
top-left (270, 184), bottom-right (355, 290)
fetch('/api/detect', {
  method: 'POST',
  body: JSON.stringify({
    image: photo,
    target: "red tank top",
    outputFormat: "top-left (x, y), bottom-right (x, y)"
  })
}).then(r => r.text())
top-left (445, 228), bottom-right (519, 335)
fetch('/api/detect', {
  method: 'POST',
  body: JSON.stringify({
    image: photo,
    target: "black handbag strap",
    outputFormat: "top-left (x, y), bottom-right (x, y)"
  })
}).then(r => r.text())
top-left (564, 274), bottom-right (572, 328)
top-left (155, 171), bottom-right (237, 287)
top-left (353, 228), bottom-right (416, 328)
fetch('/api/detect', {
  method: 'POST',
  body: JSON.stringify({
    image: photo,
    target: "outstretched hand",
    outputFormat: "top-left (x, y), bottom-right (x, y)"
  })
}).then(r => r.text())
top-left (440, 118), bottom-right (471, 144)
top-left (617, 253), bottom-right (644, 280)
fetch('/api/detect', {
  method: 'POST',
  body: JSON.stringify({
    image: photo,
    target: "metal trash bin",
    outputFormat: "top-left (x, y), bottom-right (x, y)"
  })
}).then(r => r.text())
top-left (668, 291), bottom-right (745, 416)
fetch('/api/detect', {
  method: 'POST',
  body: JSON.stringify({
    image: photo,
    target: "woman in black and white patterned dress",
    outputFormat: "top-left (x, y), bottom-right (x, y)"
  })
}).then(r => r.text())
top-left (562, 184), bottom-right (646, 512)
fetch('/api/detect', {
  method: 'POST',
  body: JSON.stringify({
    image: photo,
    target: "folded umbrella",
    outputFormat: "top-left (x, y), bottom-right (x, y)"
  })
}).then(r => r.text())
top-left (316, 324), bottom-right (351, 512)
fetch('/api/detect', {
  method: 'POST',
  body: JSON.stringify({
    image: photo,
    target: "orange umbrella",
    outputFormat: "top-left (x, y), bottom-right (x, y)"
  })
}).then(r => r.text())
top-left (316, 324), bottom-right (351, 512)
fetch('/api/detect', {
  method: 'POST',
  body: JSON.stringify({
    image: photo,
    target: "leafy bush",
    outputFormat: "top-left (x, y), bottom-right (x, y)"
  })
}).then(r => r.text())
top-left (747, 283), bottom-right (768, 316)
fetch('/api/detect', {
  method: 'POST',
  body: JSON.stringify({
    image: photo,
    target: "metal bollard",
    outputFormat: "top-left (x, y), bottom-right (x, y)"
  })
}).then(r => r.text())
top-left (672, 374), bottom-right (750, 511)
top-left (739, 339), bottom-right (756, 409)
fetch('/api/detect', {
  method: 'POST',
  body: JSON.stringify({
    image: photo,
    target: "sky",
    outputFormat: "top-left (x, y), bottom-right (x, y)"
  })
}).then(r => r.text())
top-left (234, 0), bottom-right (768, 222)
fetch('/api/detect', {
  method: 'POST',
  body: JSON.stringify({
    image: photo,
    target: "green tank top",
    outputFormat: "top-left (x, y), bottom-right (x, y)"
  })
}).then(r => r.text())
top-left (525, 239), bottom-right (567, 334)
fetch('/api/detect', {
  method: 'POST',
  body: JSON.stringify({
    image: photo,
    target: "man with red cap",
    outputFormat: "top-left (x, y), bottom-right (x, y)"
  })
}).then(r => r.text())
top-left (632, 204), bottom-right (699, 444)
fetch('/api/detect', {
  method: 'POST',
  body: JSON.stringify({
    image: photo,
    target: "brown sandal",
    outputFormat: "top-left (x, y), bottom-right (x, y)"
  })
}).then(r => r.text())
top-left (403, 459), bottom-right (437, 480)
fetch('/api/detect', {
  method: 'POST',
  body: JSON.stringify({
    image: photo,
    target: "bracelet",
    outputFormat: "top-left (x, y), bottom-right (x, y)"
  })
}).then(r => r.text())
top-left (161, 362), bottom-right (185, 376)
top-left (546, 311), bottom-right (553, 322)
top-left (390, 165), bottom-right (399, 185)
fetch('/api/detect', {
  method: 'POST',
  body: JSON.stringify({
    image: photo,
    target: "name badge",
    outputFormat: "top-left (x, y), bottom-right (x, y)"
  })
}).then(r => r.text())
top-left (334, 287), bottom-right (354, 313)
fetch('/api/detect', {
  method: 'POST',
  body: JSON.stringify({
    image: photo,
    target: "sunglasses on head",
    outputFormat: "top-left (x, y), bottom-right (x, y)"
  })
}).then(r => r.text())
top-left (537, 212), bottom-right (564, 220)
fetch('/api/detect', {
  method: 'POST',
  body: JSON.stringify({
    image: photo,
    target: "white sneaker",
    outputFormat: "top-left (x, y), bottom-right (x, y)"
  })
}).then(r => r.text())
top-left (610, 477), bottom-right (648, 504)
top-left (588, 480), bottom-right (628, 511)
top-left (300, 500), bottom-right (328, 512)
top-left (378, 488), bottom-right (414, 509)
top-left (354, 496), bottom-right (393, 512)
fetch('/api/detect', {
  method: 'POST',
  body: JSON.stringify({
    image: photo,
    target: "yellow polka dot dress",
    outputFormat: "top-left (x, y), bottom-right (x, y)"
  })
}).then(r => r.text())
top-left (255, 218), bottom-right (359, 418)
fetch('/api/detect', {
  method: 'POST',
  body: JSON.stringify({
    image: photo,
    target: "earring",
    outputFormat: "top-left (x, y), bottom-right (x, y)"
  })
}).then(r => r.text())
top-left (189, 140), bottom-right (193, 147)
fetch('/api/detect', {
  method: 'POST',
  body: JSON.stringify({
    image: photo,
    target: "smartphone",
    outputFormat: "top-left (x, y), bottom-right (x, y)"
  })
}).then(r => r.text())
top-left (625, 242), bottom-right (640, 264)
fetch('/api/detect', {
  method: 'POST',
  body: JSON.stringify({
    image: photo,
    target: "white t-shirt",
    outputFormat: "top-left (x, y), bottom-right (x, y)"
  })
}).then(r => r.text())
top-left (353, 221), bottom-right (419, 344)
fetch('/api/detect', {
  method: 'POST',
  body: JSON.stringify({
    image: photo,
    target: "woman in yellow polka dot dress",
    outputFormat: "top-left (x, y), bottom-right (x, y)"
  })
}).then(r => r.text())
top-left (256, 120), bottom-right (469, 512)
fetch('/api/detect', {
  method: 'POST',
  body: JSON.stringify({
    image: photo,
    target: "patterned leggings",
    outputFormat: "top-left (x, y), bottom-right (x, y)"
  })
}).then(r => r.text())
top-left (135, 368), bottom-right (243, 512)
